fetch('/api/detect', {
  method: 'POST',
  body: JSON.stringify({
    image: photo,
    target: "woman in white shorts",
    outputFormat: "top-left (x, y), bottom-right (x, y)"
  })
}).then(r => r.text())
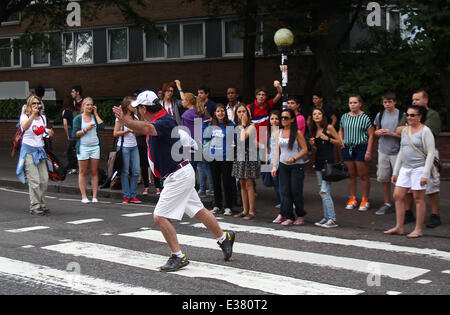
top-left (73, 97), bottom-right (105, 203)
top-left (385, 105), bottom-right (435, 238)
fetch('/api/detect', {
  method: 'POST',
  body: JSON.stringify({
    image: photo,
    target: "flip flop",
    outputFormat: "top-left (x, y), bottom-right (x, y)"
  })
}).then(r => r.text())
top-left (293, 219), bottom-right (305, 226)
top-left (243, 214), bottom-right (255, 220)
top-left (281, 219), bottom-right (294, 226)
top-left (233, 212), bottom-right (247, 218)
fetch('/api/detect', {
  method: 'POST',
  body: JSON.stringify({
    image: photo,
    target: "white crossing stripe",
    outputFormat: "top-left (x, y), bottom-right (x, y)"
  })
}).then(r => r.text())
top-left (0, 256), bottom-right (169, 295)
top-left (121, 212), bottom-right (152, 217)
top-left (191, 222), bottom-right (450, 261)
top-left (442, 270), bottom-right (450, 274)
top-left (121, 230), bottom-right (430, 281)
top-left (43, 241), bottom-right (364, 295)
top-left (66, 218), bottom-right (104, 225)
top-left (6, 226), bottom-right (50, 233)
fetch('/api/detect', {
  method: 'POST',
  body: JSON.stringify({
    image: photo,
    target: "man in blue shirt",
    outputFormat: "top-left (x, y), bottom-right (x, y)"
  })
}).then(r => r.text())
top-left (113, 90), bottom-right (235, 272)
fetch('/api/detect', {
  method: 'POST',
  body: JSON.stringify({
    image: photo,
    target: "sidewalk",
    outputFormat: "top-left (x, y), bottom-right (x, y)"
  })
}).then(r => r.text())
top-left (1, 149), bottom-right (448, 238)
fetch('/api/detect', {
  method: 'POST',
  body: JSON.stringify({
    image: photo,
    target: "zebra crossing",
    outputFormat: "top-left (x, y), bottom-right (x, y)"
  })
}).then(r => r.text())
top-left (0, 187), bottom-right (449, 295)
top-left (1, 219), bottom-right (449, 295)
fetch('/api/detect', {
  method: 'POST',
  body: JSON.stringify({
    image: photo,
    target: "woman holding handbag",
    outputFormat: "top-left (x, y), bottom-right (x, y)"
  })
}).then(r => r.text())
top-left (271, 108), bottom-right (308, 226)
top-left (309, 108), bottom-right (344, 228)
top-left (73, 97), bottom-right (105, 204)
top-left (113, 96), bottom-right (141, 204)
top-left (385, 105), bottom-right (435, 239)
top-left (17, 95), bottom-right (54, 215)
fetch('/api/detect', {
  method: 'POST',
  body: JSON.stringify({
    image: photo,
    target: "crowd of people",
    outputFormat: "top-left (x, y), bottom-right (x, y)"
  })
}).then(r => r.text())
top-left (17, 83), bottom-right (443, 239)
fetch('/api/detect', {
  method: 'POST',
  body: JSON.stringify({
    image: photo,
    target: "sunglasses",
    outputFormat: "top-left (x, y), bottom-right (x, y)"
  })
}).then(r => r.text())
top-left (406, 114), bottom-right (419, 118)
top-left (281, 116), bottom-right (291, 120)
top-left (32, 102), bottom-right (41, 105)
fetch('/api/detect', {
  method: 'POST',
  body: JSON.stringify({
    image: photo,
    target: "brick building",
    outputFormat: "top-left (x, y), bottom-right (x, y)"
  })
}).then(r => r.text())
top-left (0, 1), bottom-right (315, 101)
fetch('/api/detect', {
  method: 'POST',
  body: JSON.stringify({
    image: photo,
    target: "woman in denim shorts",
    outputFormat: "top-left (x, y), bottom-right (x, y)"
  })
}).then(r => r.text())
top-left (339, 95), bottom-right (375, 211)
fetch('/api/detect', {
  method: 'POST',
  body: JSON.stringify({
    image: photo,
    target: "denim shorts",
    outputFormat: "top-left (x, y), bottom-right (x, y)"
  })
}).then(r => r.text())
top-left (77, 145), bottom-right (100, 160)
top-left (342, 145), bottom-right (367, 162)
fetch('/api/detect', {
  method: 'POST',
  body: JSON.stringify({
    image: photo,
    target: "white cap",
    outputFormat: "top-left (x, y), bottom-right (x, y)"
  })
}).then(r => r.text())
top-left (131, 90), bottom-right (159, 108)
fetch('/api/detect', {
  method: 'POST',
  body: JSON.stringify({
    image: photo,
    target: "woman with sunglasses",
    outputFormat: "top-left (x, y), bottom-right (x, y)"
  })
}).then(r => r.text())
top-left (17, 95), bottom-right (54, 215)
top-left (271, 109), bottom-right (308, 226)
top-left (385, 105), bottom-right (435, 238)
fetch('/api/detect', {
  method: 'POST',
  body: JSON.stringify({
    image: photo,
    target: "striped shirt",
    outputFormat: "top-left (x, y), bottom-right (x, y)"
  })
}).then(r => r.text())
top-left (340, 112), bottom-right (373, 146)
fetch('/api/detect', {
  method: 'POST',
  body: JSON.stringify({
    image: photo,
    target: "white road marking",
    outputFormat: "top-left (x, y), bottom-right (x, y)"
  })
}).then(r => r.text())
top-left (6, 226), bottom-right (50, 233)
top-left (21, 245), bottom-right (35, 249)
top-left (43, 241), bottom-right (364, 295)
top-left (66, 218), bottom-right (104, 225)
top-left (191, 222), bottom-right (450, 261)
top-left (442, 270), bottom-right (450, 275)
top-left (121, 230), bottom-right (430, 281)
top-left (121, 212), bottom-right (152, 217)
top-left (0, 256), bottom-right (169, 295)
top-left (386, 291), bottom-right (402, 295)
top-left (416, 279), bottom-right (432, 284)
top-left (0, 188), bottom-right (29, 195)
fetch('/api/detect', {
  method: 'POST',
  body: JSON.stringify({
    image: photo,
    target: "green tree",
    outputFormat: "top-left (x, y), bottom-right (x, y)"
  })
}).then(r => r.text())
top-left (0, 0), bottom-right (163, 55)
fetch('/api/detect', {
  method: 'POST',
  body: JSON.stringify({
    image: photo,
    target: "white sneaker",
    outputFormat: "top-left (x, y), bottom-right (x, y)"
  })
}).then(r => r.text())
top-left (92, 198), bottom-right (98, 203)
top-left (322, 219), bottom-right (338, 228)
top-left (211, 207), bottom-right (220, 214)
top-left (315, 218), bottom-right (328, 227)
top-left (275, 204), bottom-right (281, 209)
top-left (223, 208), bottom-right (232, 216)
top-left (81, 198), bottom-right (90, 204)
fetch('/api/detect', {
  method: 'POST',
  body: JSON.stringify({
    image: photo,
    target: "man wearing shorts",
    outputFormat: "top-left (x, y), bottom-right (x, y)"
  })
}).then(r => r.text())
top-left (113, 91), bottom-right (235, 272)
top-left (397, 90), bottom-right (441, 228)
top-left (374, 92), bottom-right (402, 215)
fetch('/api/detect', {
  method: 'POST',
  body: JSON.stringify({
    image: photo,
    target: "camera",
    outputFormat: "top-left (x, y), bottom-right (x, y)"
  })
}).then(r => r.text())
top-left (38, 103), bottom-right (43, 110)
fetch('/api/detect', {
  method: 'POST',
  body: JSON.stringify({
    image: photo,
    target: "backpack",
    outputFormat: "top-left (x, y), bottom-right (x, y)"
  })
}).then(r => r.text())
top-left (45, 149), bottom-right (67, 181)
top-left (377, 109), bottom-right (404, 128)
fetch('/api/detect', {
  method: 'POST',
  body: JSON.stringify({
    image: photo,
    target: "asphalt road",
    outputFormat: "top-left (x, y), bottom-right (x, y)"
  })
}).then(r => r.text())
top-left (0, 187), bottom-right (449, 298)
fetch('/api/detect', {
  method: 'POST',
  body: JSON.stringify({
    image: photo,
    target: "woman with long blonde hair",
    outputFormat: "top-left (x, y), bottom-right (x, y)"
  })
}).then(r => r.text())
top-left (17, 95), bottom-right (54, 215)
top-left (73, 97), bottom-right (105, 203)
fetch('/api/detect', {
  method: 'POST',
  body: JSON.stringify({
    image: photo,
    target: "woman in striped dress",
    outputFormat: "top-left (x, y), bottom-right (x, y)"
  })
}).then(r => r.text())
top-left (339, 95), bottom-right (375, 211)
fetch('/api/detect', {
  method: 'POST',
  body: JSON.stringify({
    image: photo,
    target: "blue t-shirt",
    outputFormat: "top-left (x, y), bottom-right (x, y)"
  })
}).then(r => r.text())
top-left (147, 112), bottom-right (182, 178)
top-left (204, 122), bottom-right (235, 161)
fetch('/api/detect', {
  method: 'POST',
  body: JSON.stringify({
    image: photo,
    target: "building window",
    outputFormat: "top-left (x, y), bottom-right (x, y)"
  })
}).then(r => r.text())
top-left (32, 38), bottom-right (50, 67)
top-left (222, 19), bottom-right (264, 57)
top-left (144, 22), bottom-right (205, 60)
top-left (62, 31), bottom-right (93, 65)
top-left (0, 38), bottom-right (21, 68)
top-left (108, 28), bottom-right (129, 62)
top-left (1, 12), bottom-right (21, 26)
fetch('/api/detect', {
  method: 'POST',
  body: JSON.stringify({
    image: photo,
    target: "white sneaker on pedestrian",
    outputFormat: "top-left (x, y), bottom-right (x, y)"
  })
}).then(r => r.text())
top-left (81, 198), bottom-right (90, 204)
top-left (322, 219), bottom-right (338, 228)
top-left (223, 208), bottom-right (232, 216)
top-left (92, 198), bottom-right (98, 203)
top-left (211, 207), bottom-right (220, 214)
top-left (314, 218), bottom-right (328, 227)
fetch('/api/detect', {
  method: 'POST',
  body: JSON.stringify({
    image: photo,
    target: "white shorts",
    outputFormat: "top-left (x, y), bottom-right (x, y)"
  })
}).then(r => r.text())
top-left (154, 163), bottom-right (204, 221)
top-left (396, 167), bottom-right (427, 191)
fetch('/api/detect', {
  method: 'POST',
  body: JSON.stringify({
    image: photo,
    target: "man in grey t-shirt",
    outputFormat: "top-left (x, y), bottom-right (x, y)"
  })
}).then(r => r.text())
top-left (374, 92), bottom-right (403, 215)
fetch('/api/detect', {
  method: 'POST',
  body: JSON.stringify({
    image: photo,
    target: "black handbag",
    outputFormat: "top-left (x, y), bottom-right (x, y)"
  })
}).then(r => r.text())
top-left (321, 162), bottom-right (349, 182)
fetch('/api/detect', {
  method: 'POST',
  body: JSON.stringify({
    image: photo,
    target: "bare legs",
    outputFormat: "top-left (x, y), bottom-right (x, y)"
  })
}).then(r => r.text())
top-left (154, 209), bottom-right (223, 253)
top-left (385, 187), bottom-right (426, 238)
top-left (78, 158), bottom-right (99, 200)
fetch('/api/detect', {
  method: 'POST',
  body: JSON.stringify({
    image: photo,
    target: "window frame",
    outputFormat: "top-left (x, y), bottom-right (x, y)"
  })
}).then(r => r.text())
top-left (61, 30), bottom-right (94, 66)
top-left (0, 37), bottom-right (21, 69)
top-left (221, 18), bottom-right (264, 57)
top-left (107, 27), bottom-right (129, 63)
top-left (1, 12), bottom-right (21, 26)
top-left (143, 21), bottom-right (205, 61)
top-left (31, 34), bottom-right (50, 67)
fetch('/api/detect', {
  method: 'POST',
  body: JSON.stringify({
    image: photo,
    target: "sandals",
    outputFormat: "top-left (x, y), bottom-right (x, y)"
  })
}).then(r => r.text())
top-left (243, 214), bottom-right (256, 220)
top-left (293, 219), bottom-right (305, 226)
top-left (233, 212), bottom-right (247, 218)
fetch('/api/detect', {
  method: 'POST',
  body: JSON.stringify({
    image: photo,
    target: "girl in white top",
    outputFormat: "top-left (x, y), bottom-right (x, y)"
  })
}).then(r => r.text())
top-left (113, 96), bottom-right (141, 204)
top-left (385, 105), bottom-right (436, 239)
top-left (18, 95), bottom-right (54, 215)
